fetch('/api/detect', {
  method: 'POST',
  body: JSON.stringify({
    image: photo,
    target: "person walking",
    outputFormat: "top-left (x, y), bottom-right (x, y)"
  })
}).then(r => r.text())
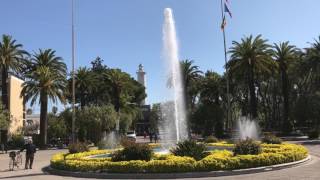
top-left (154, 133), bottom-right (158, 143)
top-left (149, 132), bottom-right (153, 143)
top-left (20, 139), bottom-right (36, 169)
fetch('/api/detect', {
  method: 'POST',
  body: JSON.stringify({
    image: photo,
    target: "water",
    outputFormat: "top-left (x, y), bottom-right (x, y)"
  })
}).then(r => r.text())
top-left (160, 8), bottom-right (188, 145)
top-left (237, 116), bottom-right (259, 140)
top-left (100, 131), bottom-right (119, 149)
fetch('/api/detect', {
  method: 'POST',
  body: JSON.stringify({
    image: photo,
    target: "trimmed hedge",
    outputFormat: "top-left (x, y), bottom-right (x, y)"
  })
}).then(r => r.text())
top-left (51, 143), bottom-right (308, 173)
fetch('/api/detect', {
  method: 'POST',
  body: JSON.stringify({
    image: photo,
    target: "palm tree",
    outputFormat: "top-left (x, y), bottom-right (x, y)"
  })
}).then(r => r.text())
top-left (0, 34), bottom-right (28, 108)
top-left (272, 42), bottom-right (298, 133)
top-left (73, 67), bottom-right (97, 108)
top-left (21, 49), bottom-right (67, 147)
top-left (103, 69), bottom-right (131, 112)
top-left (180, 59), bottom-right (203, 111)
top-left (302, 36), bottom-right (320, 92)
top-left (227, 35), bottom-right (274, 119)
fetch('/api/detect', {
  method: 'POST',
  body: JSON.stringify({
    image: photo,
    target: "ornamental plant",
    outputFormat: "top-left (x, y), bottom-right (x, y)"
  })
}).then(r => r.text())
top-left (204, 136), bottom-right (219, 143)
top-left (171, 140), bottom-right (206, 160)
top-left (111, 142), bottom-right (153, 161)
top-left (68, 142), bottom-right (89, 154)
top-left (262, 134), bottom-right (282, 144)
top-left (233, 138), bottom-right (261, 155)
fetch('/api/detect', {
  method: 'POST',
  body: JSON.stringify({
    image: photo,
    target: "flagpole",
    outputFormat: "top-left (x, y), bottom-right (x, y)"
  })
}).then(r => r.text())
top-left (71, 0), bottom-right (76, 144)
top-left (220, 0), bottom-right (231, 130)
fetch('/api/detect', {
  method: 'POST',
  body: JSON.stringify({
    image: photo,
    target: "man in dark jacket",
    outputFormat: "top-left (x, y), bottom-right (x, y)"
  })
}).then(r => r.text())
top-left (20, 139), bottom-right (36, 169)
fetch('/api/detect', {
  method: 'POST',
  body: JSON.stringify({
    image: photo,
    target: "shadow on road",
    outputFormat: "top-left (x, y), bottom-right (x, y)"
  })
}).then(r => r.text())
top-left (0, 173), bottom-right (44, 179)
top-left (301, 140), bottom-right (320, 145)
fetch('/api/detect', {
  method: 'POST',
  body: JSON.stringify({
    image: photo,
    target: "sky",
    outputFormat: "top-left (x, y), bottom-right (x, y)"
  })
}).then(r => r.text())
top-left (1, 0), bottom-right (320, 112)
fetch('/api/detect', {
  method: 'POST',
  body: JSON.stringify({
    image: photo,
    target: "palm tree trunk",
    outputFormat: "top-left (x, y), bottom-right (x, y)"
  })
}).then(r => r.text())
top-left (40, 91), bottom-right (48, 148)
top-left (281, 70), bottom-right (291, 133)
top-left (248, 66), bottom-right (258, 119)
top-left (1, 66), bottom-right (8, 109)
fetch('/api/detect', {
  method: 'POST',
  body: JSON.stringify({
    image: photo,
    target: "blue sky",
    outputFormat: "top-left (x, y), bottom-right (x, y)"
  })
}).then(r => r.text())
top-left (1, 0), bottom-right (320, 112)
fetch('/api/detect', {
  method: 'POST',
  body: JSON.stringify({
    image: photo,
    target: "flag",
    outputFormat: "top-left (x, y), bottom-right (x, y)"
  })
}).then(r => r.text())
top-left (224, 3), bottom-right (232, 18)
top-left (221, 15), bottom-right (227, 29)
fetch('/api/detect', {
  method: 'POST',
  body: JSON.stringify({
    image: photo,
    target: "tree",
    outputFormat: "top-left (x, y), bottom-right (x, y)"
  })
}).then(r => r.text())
top-left (0, 102), bottom-right (10, 143)
top-left (272, 42), bottom-right (299, 133)
top-left (193, 71), bottom-right (224, 137)
top-left (21, 49), bottom-right (67, 147)
top-left (227, 35), bottom-right (275, 119)
top-left (301, 36), bottom-right (320, 93)
top-left (0, 34), bottom-right (28, 108)
top-left (47, 113), bottom-right (67, 141)
top-left (103, 69), bottom-right (132, 112)
top-left (180, 59), bottom-right (203, 112)
top-left (149, 103), bottom-right (162, 133)
top-left (70, 67), bottom-right (97, 108)
top-left (76, 105), bottom-right (117, 143)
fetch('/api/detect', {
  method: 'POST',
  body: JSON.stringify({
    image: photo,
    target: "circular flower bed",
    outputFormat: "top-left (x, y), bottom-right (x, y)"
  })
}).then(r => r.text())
top-left (51, 143), bottom-right (308, 173)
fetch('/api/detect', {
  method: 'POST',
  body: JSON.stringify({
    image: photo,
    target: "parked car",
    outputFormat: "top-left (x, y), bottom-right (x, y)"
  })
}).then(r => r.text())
top-left (126, 131), bottom-right (136, 142)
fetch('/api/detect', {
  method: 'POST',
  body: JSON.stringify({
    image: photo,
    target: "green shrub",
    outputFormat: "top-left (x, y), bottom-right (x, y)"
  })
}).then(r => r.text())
top-left (8, 134), bottom-right (25, 149)
top-left (308, 130), bottom-right (319, 139)
top-left (171, 140), bottom-right (206, 160)
top-left (204, 136), bottom-right (219, 143)
top-left (68, 142), bottom-right (89, 154)
top-left (262, 134), bottom-right (282, 144)
top-left (111, 143), bottom-right (152, 162)
top-left (233, 138), bottom-right (261, 155)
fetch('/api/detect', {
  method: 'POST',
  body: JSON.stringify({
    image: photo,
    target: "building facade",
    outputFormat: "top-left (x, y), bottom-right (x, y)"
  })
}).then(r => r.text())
top-left (0, 75), bottom-right (25, 142)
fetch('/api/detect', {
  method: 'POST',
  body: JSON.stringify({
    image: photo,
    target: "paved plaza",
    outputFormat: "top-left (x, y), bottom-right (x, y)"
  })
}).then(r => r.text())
top-left (0, 142), bottom-right (319, 180)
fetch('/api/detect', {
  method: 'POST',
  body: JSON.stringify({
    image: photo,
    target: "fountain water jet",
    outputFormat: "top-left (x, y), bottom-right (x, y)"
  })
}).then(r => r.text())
top-left (237, 116), bottom-right (259, 140)
top-left (159, 8), bottom-right (188, 145)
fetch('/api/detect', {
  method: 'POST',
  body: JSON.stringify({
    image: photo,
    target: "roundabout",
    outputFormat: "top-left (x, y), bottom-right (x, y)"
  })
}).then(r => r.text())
top-left (48, 142), bottom-right (309, 179)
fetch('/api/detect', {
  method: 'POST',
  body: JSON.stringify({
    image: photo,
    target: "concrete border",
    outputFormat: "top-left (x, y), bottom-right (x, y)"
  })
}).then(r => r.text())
top-left (44, 155), bottom-right (311, 179)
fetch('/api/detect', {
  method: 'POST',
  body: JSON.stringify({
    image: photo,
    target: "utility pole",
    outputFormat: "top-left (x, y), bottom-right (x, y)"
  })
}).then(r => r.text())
top-left (220, 0), bottom-right (231, 129)
top-left (71, 0), bottom-right (76, 143)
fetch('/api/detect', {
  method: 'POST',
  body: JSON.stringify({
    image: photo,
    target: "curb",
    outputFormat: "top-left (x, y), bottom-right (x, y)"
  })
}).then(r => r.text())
top-left (44, 155), bottom-right (311, 179)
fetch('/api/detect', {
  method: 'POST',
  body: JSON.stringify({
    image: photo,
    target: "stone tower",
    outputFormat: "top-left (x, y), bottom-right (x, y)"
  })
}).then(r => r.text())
top-left (137, 64), bottom-right (146, 105)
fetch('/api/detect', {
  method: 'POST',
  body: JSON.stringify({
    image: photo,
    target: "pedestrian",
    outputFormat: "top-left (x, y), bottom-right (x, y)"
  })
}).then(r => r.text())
top-left (154, 133), bottom-right (158, 143)
top-left (143, 131), bottom-right (147, 139)
top-left (1, 143), bottom-right (7, 154)
top-left (1, 143), bottom-right (4, 154)
top-left (20, 139), bottom-right (36, 169)
top-left (149, 132), bottom-right (153, 143)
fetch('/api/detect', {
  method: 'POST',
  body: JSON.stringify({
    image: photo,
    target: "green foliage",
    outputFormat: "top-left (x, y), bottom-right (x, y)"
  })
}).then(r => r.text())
top-left (204, 136), bottom-right (219, 143)
top-left (47, 113), bottom-right (67, 140)
top-left (308, 130), bottom-right (319, 139)
top-left (192, 103), bottom-right (224, 137)
top-left (111, 142), bottom-right (152, 162)
top-left (76, 105), bottom-right (117, 143)
top-left (227, 35), bottom-right (275, 119)
top-left (149, 103), bottom-right (162, 133)
top-left (233, 138), bottom-right (262, 155)
top-left (262, 134), bottom-right (282, 144)
top-left (68, 142), bottom-right (89, 154)
top-left (0, 102), bottom-right (10, 138)
top-left (171, 140), bottom-right (206, 160)
top-left (8, 134), bottom-right (25, 149)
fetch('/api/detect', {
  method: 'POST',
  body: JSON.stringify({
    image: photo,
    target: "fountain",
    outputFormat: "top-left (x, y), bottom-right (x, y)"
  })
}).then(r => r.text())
top-left (159, 8), bottom-right (188, 146)
top-left (237, 116), bottom-right (259, 140)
